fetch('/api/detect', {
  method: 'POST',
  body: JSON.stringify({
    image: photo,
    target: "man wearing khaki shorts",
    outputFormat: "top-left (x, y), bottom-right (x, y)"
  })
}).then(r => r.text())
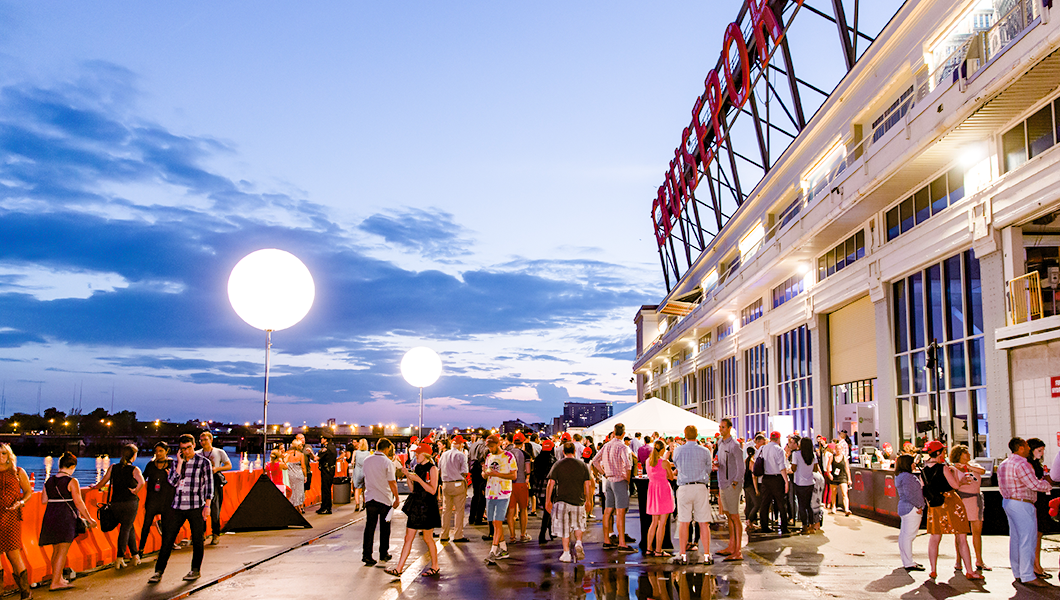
top-left (714, 418), bottom-right (745, 560)
top-left (671, 425), bottom-right (713, 565)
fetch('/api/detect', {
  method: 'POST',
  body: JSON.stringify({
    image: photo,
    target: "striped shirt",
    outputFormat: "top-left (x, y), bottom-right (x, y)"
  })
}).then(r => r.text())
top-left (998, 453), bottom-right (1050, 503)
top-left (591, 439), bottom-right (632, 483)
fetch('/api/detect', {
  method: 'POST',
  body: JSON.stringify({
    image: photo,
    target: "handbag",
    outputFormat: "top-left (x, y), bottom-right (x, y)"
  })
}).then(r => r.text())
top-left (97, 476), bottom-right (119, 533)
top-left (58, 476), bottom-right (90, 536)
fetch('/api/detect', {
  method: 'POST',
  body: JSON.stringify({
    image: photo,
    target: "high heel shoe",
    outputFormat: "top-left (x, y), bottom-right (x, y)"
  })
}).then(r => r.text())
top-left (114, 558), bottom-right (127, 570)
top-left (132, 554), bottom-right (142, 566)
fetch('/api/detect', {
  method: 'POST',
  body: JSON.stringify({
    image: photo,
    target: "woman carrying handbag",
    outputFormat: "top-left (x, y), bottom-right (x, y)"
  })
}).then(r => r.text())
top-left (93, 444), bottom-right (145, 569)
top-left (40, 453), bottom-right (97, 591)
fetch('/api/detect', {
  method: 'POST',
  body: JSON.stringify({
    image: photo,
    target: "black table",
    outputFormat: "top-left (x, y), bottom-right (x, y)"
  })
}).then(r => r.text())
top-left (632, 477), bottom-right (673, 552)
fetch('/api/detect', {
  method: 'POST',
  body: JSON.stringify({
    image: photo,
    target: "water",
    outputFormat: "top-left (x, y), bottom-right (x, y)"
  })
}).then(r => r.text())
top-left (13, 448), bottom-right (262, 488)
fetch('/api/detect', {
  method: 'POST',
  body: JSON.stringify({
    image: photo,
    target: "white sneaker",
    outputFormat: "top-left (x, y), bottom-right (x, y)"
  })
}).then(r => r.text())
top-left (559, 551), bottom-right (572, 563)
top-left (575, 544), bottom-right (585, 561)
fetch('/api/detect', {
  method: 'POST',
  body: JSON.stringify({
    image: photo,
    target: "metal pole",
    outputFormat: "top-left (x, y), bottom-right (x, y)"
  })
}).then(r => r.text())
top-left (264, 329), bottom-right (272, 456)
top-left (418, 386), bottom-right (424, 440)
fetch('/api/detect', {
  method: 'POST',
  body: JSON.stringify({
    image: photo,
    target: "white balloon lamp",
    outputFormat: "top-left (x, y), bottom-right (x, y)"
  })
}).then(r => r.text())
top-left (401, 347), bottom-right (442, 438)
top-left (228, 249), bottom-right (315, 454)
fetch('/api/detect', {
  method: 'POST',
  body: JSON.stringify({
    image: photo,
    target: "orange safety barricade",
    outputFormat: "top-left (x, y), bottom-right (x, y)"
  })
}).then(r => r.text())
top-left (19, 492), bottom-right (51, 586)
top-left (80, 489), bottom-right (113, 567)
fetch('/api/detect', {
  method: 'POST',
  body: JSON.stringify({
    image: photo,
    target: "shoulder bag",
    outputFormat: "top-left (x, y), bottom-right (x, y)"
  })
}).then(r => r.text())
top-left (97, 467), bottom-right (120, 532)
top-left (57, 475), bottom-right (90, 536)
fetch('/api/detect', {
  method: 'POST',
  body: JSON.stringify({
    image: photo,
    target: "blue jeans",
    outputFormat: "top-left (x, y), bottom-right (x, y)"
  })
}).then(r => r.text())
top-left (486, 498), bottom-right (510, 522)
top-left (1002, 499), bottom-right (1037, 582)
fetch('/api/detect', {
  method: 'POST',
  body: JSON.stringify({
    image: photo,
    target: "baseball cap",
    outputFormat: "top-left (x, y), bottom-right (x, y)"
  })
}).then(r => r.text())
top-left (486, 434), bottom-right (501, 445)
top-left (924, 440), bottom-right (946, 454)
top-left (541, 439), bottom-right (555, 452)
top-left (414, 443), bottom-right (434, 456)
top-left (513, 432), bottom-right (526, 443)
top-left (410, 436), bottom-right (419, 444)
top-left (582, 446), bottom-right (593, 458)
top-left (770, 431), bottom-right (782, 440)
top-left (561, 433), bottom-right (572, 442)
top-left (452, 435), bottom-right (466, 445)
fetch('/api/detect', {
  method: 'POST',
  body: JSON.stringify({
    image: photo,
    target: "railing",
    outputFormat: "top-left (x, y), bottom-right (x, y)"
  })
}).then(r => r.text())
top-left (929, 0), bottom-right (1039, 91)
top-left (1008, 270), bottom-right (1042, 324)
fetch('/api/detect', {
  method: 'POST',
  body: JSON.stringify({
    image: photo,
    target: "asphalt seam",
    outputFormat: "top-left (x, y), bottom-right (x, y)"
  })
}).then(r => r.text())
top-left (166, 512), bottom-right (366, 600)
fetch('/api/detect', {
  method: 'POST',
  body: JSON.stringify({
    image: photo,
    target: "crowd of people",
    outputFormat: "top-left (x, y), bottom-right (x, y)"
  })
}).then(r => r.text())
top-left (0, 422), bottom-right (1053, 593)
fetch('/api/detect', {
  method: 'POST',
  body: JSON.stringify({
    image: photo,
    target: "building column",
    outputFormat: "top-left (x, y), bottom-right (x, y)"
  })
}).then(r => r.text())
top-left (873, 292), bottom-right (897, 450)
top-left (979, 246), bottom-right (1012, 457)
top-left (810, 312), bottom-right (830, 439)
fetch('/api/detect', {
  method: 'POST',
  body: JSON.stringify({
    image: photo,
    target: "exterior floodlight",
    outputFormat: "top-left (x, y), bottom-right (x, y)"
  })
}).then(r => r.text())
top-left (228, 249), bottom-right (315, 455)
top-left (401, 347), bottom-right (442, 438)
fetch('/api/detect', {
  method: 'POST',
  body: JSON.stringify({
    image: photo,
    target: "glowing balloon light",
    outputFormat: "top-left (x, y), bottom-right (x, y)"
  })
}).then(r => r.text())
top-left (401, 347), bottom-right (442, 388)
top-left (401, 347), bottom-right (442, 438)
top-left (228, 249), bottom-right (315, 454)
top-left (228, 249), bottom-right (315, 331)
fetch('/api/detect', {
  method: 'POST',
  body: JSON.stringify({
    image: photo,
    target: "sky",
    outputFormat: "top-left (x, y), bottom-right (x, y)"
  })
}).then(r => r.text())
top-left (0, 1), bottom-right (902, 429)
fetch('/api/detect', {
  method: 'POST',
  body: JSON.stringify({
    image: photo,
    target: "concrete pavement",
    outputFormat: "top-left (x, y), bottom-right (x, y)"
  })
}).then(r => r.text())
top-left (36, 496), bottom-right (1060, 599)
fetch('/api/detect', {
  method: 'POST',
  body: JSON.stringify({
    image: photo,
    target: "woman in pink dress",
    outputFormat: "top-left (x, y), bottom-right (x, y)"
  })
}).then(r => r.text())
top-left (645, 440), bottom-right (675, 557)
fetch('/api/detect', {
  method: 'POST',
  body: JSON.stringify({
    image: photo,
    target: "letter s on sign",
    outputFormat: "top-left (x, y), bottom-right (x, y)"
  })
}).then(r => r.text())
top-left (704, 70), bottom-right (724, 143)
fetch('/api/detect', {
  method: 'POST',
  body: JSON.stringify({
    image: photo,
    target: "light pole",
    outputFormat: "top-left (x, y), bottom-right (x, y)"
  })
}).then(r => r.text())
top-left (401, 347), bottom-right (442, 439)
top-left (228, 249), bottom-right (315, 455)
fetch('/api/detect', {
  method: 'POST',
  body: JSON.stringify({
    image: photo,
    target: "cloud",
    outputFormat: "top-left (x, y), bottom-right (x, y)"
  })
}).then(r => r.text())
top-left (358, 207), bottom-right (473, 259)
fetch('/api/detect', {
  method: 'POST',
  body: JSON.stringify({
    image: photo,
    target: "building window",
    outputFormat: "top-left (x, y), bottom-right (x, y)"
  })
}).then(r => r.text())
top-left (702, 365), bottom-right (717, 421)
top-left (741, 298), bottom-right (763, 326)
top-left (885, 165), bottom-right (967, 242)
top-left (892, 250), bottom-right (987, 457)
top-left (670, 382), bottom-right (681, 407)
top-left (777, 325), bottom-right (813, 436)
top-left (698, 333), bottom-right (712, 352)
top-left (720, 355), bottom-right (739, 433)
top-left (772, 273), bottom-right (806, 309)
top-left (717, 320), bottom-right (734, 341)
top-left (871, 86), bottom-right (915, 143)
top-left (744, 343), bottom-right (769, 439)
top-left (1003, 101), bottom-right (1060, 173)
top-left (817, 230), bottom-right (866, 281)
top-left (832, 379), bottom-right (875, 405)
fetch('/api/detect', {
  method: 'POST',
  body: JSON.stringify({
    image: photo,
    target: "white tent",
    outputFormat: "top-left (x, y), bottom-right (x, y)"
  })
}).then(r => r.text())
top-left (583, 398), bottom-right (720, 440)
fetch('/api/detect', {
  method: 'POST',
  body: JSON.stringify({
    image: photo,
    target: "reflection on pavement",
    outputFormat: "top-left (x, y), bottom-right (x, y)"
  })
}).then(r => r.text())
top-left (587, 567), bottom-right (741, 600)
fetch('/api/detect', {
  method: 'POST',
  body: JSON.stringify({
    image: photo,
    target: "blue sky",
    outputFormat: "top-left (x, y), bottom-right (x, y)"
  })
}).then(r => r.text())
top-left (0, 1), bottom-right (901, 428)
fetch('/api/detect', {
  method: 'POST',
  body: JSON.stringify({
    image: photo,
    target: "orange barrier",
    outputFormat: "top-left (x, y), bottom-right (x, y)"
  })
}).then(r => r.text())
top-left (18, 494), bottom-right (51, 585)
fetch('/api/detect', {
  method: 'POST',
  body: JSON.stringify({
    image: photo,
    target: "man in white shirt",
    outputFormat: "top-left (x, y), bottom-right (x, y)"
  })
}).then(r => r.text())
top-left (757, 431), bottom-right (790, 534)
top-left (630, 433), bottom-right (644, 455)
top-left (439, 435), bottom-right (470, 542)
top-left (361, 438), bottom-right (400, 566)
top-left (198, 432), bottom-right (231, 546)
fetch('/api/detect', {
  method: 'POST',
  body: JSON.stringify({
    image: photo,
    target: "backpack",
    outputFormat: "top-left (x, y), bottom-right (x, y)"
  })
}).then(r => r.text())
top-left (752, 454), bottom-right (765, 477)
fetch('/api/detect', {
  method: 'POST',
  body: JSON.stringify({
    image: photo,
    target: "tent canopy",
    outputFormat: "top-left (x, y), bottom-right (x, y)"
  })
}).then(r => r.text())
top-left (583, 398), bottom-right (720, 440)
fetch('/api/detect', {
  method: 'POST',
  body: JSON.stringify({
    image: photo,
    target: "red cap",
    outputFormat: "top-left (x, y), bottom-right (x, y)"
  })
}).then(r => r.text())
top-left (513, 432), bottom-right (526, 443)
top-left (770, 431), bottom-right (782, 440)
top-left (486, 434), bottom-right (501, 445)
top-left (924, 440), bottom-right (946, 454)
top-left (414, 443), bottom-right (434, 456)
top-left (410, 436), bottom-right (419, 444)
top-left (452, 435), bottom-right (466, 445)
top-left (582, 446), bottom-right (593, 458)
top-left (541, 439), bottom-right (554, 452)
top-left (561, 433), bottom-right (572, 442)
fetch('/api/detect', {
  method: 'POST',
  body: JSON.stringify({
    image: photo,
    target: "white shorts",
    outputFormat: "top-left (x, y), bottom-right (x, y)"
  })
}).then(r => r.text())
top-left (676, 484), bottom-right (710, 523)
top-left (551, 501), bottom-right (587, 537)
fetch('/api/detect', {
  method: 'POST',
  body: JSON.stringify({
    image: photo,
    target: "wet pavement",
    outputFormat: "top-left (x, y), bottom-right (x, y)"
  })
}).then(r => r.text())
top-left (42, 496), bottom-right (1060, 599)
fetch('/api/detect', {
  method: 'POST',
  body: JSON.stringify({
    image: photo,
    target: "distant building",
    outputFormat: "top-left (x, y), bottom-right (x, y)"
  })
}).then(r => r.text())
top-left (549, 417), bottom-right (564, 436)
top-left (562, 402), bottom-right (612, 430)
top-left (327, 418), bottom-right (336, 428)
top-left (501, 419), bottom-right (528, 434)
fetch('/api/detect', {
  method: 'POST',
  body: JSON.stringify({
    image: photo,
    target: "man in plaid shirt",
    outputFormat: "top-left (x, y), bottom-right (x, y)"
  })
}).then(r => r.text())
top-left (998, 437), bottom-right (1053, 588)
top-left (591, 423), bottom-right (636, 553)
top-left (149, 433), bottom-right (214, 584)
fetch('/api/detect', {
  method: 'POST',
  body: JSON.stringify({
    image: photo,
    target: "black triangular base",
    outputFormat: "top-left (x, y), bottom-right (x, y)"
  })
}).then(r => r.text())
top-left (223, 473), bottom-right (312, 531)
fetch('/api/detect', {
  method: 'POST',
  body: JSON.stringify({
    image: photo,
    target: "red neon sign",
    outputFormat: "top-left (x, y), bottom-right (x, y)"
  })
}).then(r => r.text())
top-left (653, 0), bottom-right (803, 248)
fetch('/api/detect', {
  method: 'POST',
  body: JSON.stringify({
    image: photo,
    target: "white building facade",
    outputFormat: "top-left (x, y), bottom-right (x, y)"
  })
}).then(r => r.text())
top-left (635, 0), bottom-right (1060, 462)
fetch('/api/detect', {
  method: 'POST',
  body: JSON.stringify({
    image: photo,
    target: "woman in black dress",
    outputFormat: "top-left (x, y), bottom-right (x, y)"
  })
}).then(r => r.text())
top-left (1028, 439), bottom-right (1055, 580)
top-left (386, 443), bottom-right (440, 578)
top-left (138, 442), bottom-right (175, 559)
top-left (39, 453), bottom-right (97, 591)
top-left (92, 444), bottom-right (145, 569)
top-left (533, 439), bottom-right (556, 543)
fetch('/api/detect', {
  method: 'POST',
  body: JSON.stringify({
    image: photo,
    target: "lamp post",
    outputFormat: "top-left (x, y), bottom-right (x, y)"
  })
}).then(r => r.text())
top-left (228, 249), bottom-right (315, 455)
top-left (400, 347), bottom-right (442, 439)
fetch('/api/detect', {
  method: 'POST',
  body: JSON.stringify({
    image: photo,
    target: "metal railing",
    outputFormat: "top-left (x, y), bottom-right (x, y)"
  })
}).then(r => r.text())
top-left (1008, 270), bottom-right (1042, 324)
top-left (929, 0), bottom-right (1039, 91)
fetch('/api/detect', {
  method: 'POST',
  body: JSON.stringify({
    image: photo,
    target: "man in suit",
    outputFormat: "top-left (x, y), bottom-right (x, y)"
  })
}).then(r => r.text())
top-left (316, 434), bottom-right (337, 514)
